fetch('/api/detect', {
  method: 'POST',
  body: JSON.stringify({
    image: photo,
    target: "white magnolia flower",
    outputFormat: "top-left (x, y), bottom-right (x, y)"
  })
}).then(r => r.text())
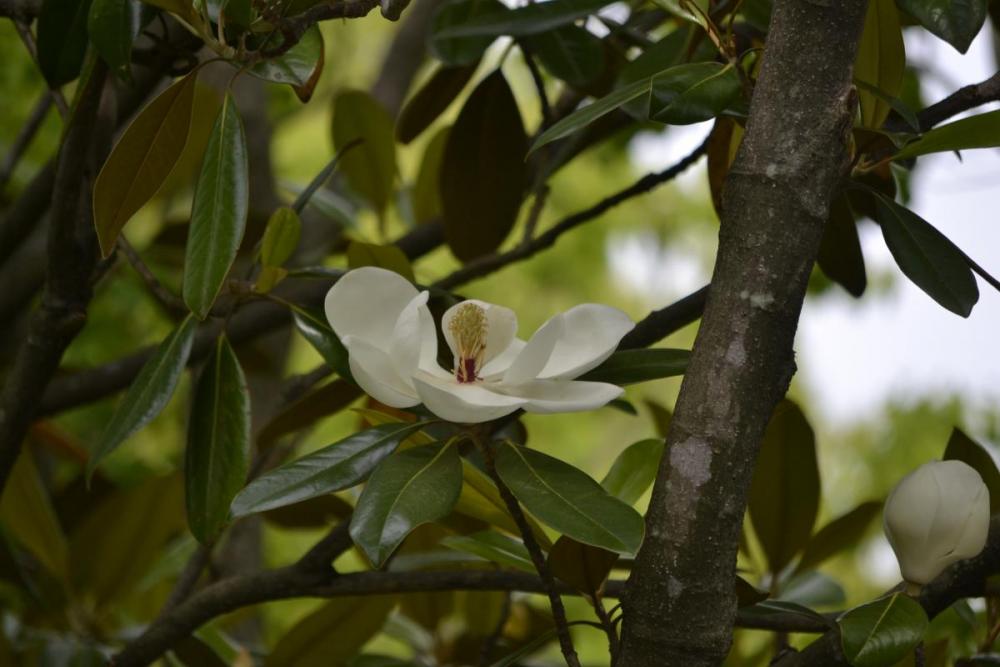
top-left (324, 267), bottom-right (634, 424)
top-left (883, 460), bottom-right (990, 587)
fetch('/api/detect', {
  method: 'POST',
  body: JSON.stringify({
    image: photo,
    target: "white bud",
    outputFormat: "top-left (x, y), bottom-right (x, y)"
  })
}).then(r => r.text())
top-left (883, 460), bottom-right (990, 586)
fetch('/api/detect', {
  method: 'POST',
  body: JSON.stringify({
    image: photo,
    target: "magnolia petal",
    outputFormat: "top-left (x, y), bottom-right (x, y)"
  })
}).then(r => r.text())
top-left (500, 379), bottom-right (624, 414)
top-left (343, 336), bottom-right (420, 408)
top-left (503, 314), bottom-right (564, 385)
top-left (538, 304), bottom-right (635, 379)
top-left (390, 291), bottom-right (438, 380)
top-left (413, 372), bottom-right (526, 424)
top-left (442, 300), bottom-right (518, 368)
top-left (481, 338), bottom-right (526, 379)
top-left (325, 267), bottom-right (419, 351)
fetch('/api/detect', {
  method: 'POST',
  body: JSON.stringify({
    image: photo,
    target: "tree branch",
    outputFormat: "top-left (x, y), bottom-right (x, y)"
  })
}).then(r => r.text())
top-left (432, 136), bottom-right (710, 291)
top-left (261, 0), bottom-right (381, 58)
top-left (617, 0), bottom-right (869, 664)
top-left (916, 71), bottom-right (1000, 131)
top-left (0, 62), bottom-right (110, 495)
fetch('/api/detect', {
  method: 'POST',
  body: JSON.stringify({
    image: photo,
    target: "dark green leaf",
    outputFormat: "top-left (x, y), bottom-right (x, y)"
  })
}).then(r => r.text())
top-left (579, 348), bottom-right (690, 386)
top-left (186, 336), bottom-right (250, 543)
top-left (88, 0), bottom-right (142, 73)
top-left (748, 400), bottom-right (820, 575)
top-left (795, 501), bottom-right (882, 574)
top-left (347, 241), bottom-right (415, 282)
top-left (817, 195), bottom-right (867, 297)
top-left (0, 452), bottom-right (69, 578)
top-left (231, 422), bottom-right (429, 517)
top-left (412, 126), bottom-right (449, 225)
top-left (874, 193), bottom-right (978, 317)
top-left (547, 535), bottom-right (618, 597)
top-left (396, 63), bottom-right (478, 144)
top-left (260, 207), bottom-right (301, 268)
top-left (739, 600), bottom-right (832, 628)
top-left (249, 25), bottom-right (324, 101)
top-left (895, 109), bottom-right (1000, 159)
top-left (332, 90), bottom-right (397, 221)
top-left (779, 571), bottom-right (846, 608)
top-left (291, 306), bottom-right (352, 380)
top-left (495, 441), bottom-right (644, 554)
top-left (429, 0), bottom-right (506, 66)
top-left (183, 93), bottom-right (249, 319)
top-left (440, 531), bottom-right (534, 571)
top-left (944, 428), bottom-right (1000, 514)
top-left (896, 0), bottom-right (986, 52)
top-left (600, 438), bottom-right (664, 506)
top-left (617, 28), bottom-right (689, 119)
top-left (350, 444), bottom-right (463, 566)
top-left (735, 576), bottom-right (769, 607)
top-left (36, 0), bottom-right (94, 86)
top-left (93, 71), bottom-right (198, 256)
top-left (855, 0), bottom-right (905, 128)
top-left (435, 0), bottom-right (611, 38)
top-left (266, 596), bottom-right (397, 667)
top-left (89, 315), bottom-right (197, 478)
top-left (648, 62), bottom-right (742, 125)
top-left (528, 25), bottom-right (605, 89)
top-left (839, 594), bottom-right (928, 667)
top-left (441, 70), bottom-right (527, 261)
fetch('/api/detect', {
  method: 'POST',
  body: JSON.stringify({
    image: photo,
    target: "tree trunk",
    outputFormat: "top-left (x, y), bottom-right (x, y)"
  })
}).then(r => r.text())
top-left (617, 1), bottom-right (869, 664)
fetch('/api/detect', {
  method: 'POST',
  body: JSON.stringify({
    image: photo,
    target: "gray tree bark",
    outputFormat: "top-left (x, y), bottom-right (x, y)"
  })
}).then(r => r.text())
top-left (617, 1), bottom-right (869, 664)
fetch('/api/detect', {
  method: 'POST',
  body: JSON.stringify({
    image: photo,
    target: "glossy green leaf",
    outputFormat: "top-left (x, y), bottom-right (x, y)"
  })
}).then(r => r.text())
top-left (0, 452), bottom-right (69, 578)
top-left (183, 93), bottom-right (248, 319)
top-left (855, 0), bottom-right (905, 128)
top-left (579, 348), bottom-right (690, 386)
top-left (249, 25), bottom-right (324, 101)
top-left (88, 0), bottom-right (142, 73)
top-left (429, 0), bottom-right (506, 66)
top-left (36, 0), bottom-right (94, 86)
top-left (441, 70), bottom-right (527, 261)
top-left (532, 62), bottom-right (739, 153)
top-left (350, 444), bottom-right (463, 566)
top-left (440, 531), bottom-right (534, 571)
top-left (71, 474), bottom-right (185, 604)
top-left (795, 501), bottom-right (882, 575)
top-left (231, 422), bottom-right (429, 517)
top-left (648, 62), bottom-right (742, 125)
top-left (93, 71), bottom-right (198, 256)
top-left (527, 25), bottom-right (605, 88)
top-left (616, 28), bottom-right (689, 118)
top-left (897, 0), bottom-right (986, 53)
top-left (291, 306), bottom-right (352, 380)
top-left (874, 193), bottom-right (978, 317)
top-left (779, 571), bottom-right (847, 608)
top-left (266, 596), bottom-right (397, 667)
top-left (347, 241), bottom-right (415, 282)
top-left (839, 594), bottom-right (928, 667)
top-left (735, 576), bottom-right (769, 607)
top-left (739, 599), bottom-right (831, 628)
top-left (332, 90), bottom-right (397, 221)
top-left (495, 441), bottom-right (644, 554)
top-left (412, 126), bottom-right (450, 225)
top-left (89, 315), bottom-right (197, 478)
top-left (396, 64), bottom-right (478, 144)
top-left (748, 400), bottom-right (820, 575)
top-left (894, 109), bottom-right (1000, 159)
top-left (435, 0), bottom-right (610, 38)
top-left (600, 438), bottom-right (664, 506)
top-left (944, 428), bottom-right (1000, 514)
top-left (186, 336), bottom-right (250, 543)
top-left (547, 535), bottom-right (617, 597)
top-left (260, 207), bottom-right (301, 268)
top-left (817, 195), bottom-right (867, 297)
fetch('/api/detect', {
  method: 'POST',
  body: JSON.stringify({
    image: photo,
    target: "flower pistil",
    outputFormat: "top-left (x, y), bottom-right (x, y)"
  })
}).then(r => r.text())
top-left (448, 302), bottom-right (488, 383)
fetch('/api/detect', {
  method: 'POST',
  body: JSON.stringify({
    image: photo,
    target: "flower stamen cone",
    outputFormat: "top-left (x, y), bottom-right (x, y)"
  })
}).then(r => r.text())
top-left (448, 302), bottom-right (488, 383)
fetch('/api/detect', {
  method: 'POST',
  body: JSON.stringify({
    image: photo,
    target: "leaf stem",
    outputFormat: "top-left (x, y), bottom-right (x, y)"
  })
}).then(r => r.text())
top-left (476, 438), bottom-right (581, 667)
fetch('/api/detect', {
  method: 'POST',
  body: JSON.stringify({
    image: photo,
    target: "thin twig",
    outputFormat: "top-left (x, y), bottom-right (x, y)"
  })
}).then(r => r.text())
top-left (593, 595), bottom-right (621, 663)
top-left (117, 237), bottom-right (188, 317)
top-left (433, 136), bottom-right (710, 291)
top-left (477, 439), bottom-right (581, 667)
top-left (521, 184), bottom-right (550, 244)
top-left (0, 93), bottom-right (52, 191)
top-left (916, 71), bottom-right (1000, 131)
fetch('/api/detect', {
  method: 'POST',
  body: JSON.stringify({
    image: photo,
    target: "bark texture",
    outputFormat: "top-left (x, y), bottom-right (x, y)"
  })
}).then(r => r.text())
top-left (617, 1), bottom-right (869, 664)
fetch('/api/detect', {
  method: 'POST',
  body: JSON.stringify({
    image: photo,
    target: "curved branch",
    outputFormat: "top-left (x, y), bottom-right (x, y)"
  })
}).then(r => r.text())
top-left (916, 71), bottom-right (1000, 131)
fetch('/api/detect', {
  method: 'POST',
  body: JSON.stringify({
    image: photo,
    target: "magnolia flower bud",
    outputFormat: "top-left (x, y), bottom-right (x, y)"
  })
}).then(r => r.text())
top-left (883, 460), bottom-right (990, 586)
